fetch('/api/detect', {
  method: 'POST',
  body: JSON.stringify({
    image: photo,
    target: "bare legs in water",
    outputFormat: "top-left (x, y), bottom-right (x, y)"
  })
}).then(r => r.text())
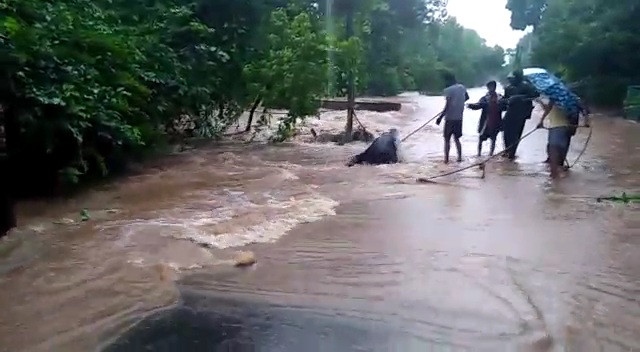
top-left (477, 137), bottom-right (497, 157)
top-left (444, 135), bottom-right (463, 164)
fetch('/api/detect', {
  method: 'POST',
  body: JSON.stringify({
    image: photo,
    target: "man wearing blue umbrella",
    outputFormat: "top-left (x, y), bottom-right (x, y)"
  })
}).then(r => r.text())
top-left (535, 96), bottom-right (573, 178)
top-left (522, 67), bottom-right (585, 173)
top-left (502, 70), bottom-right (539, 160)
top-left (544, 97), bottom-right (590, 166)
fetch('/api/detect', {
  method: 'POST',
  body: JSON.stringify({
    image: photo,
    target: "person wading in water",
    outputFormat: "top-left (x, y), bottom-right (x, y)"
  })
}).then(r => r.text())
top-left (536, 96), bottom-right (573, 179)
top-left (543, 96), bottom-right (591, 166)
top-left (502, 70), bottom-right (539, 160)
top-left (467, 80), bottom-right (504, 157)
top-left (436, 72), bottom-right (469, 163)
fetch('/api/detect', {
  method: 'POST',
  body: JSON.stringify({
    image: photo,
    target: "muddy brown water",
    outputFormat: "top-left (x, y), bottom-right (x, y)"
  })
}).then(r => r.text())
top-left (0, 90), bottom-right (639, 351)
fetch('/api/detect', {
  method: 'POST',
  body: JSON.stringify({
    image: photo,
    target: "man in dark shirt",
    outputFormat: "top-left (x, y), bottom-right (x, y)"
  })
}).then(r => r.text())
top-left (501, 70), bottom-right (539, 160)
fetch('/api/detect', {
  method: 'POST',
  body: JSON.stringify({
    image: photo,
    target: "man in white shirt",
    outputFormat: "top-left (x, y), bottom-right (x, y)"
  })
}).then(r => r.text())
top-left (436, 72), bottom-right (469, 163)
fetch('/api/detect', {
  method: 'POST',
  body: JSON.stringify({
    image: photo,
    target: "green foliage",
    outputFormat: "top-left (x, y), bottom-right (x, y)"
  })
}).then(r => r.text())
top-left (0, 0), bottom-right (507, 193)
top-left (1, 0), bottom-right (247, 186)
top-left (329, 0), bottom-right (505, 97)
top-left (244, 8), bottom-right (329, 142)
top-left (506, 0), bottom-right (547, 30)
top-left (507, 0), bottom-right (640, 106)
top-left (330, 36), bottom-right (367, 97)
top-left (435, 18), bottom-right (506, 88)
top-left (597, 192), bottom-right (640, 204)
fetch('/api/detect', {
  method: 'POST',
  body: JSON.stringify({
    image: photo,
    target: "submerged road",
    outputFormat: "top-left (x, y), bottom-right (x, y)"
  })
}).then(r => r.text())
top-left (0, 89), bottom-right (639, 351)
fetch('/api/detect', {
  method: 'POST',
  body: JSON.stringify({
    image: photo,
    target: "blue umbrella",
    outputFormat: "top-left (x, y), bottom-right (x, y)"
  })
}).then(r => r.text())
top-left (522, 67), bottom-right (580, 115)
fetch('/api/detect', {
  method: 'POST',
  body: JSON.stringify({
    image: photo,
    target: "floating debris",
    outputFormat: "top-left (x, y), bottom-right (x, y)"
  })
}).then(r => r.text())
top-left (53, 218), bottom-right (75, 225)
top-left (597, 192), bottom-right (640, 203)
top-left (80, 209), bottom-right (91, 221)
top-left (233, 250), bottom-right (257, 267)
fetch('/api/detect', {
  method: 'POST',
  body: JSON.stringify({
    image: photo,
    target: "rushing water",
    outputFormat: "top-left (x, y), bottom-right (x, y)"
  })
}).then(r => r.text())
top-left (0, 90), bottom-right (639, 351)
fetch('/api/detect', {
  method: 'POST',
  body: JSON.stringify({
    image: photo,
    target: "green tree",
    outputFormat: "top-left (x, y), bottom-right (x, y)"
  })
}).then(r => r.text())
top-left (508, 0), bottom-right (640, 105)
top-left (505, 0), bottom-right (547, 30)
top-left (245, 8), bottom-right (329, 142)
top-left (0, 0), bottom-right (509, 195)
top-left (435, 18), bottom-right (505, 88)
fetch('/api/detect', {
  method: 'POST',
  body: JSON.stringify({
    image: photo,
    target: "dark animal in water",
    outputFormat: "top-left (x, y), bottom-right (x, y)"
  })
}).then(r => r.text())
top-left (347, 129), bottom-right (401, 167)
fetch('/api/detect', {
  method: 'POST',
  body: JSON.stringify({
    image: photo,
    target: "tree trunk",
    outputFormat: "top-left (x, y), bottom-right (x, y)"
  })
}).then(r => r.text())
top-left (344, 5), bottom-right (355, 142)
top-left (246, 96), bottom-right (262, 132)
top-left (0, 104), bottom-right (17, 237)
top-left (217, 101), bottom-right (225, 120)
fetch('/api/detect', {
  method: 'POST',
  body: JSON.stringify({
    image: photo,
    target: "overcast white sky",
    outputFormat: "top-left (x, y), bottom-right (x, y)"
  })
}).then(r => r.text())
top-left (446, 0), bottom-right (528, 49)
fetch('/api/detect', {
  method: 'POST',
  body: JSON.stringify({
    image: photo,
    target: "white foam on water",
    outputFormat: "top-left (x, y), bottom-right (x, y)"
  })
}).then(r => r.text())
top-left (116, 225), bottom-right (220, 271)
top-left (300, 110), bottom-right (405, 136)
top-left (230, 108), bottom-right (406, 144)
top-left (102, 188), bottom-right (339, 256)
top-left (178, 194), bottom-right (339, 249)
top-left (277, 169), bottom-right (300, 181)
top-left (396, 142), bottom-right (407, 163)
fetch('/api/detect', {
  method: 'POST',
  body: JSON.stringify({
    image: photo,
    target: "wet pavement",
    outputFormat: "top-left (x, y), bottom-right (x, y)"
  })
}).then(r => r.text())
top-left (0, 89), bottom-right (639, 351)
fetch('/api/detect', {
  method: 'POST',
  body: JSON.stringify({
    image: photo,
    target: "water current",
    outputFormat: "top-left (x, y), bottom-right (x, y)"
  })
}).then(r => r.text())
top-left (0, 89), bottom-right (638, 351)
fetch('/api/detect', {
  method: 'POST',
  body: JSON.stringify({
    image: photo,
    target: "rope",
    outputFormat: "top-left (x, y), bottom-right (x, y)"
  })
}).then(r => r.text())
top-left (418, 127), bottom-right (541, 181)
top-left (401, 112), bottom-right (443, 142)
top-left (389, 109), bottom-right (592, 180)
top-left (419, 123), bottom-right (592, 181)
top-left (352, 111), bottom-right (369, 134)
top-left (565, 125), bottom-right (593, 169)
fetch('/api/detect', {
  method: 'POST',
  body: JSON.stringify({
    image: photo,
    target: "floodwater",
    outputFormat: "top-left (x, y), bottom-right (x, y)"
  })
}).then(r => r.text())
top-left (0, 89), bottom-right (639, 352)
